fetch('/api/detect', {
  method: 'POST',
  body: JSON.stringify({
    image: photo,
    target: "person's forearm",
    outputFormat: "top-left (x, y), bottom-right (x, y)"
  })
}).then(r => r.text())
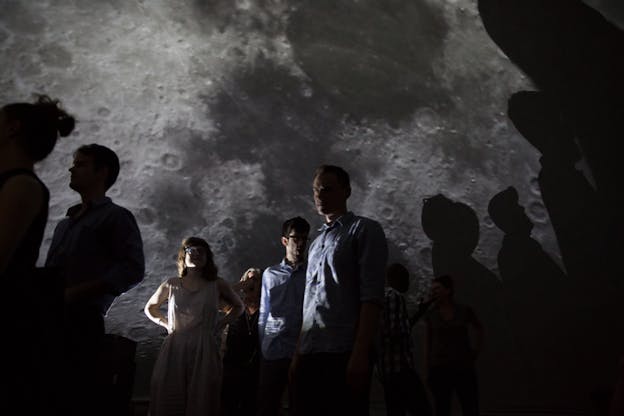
top-left (145, 305), bottom-right (168, 329)
top-left (352, 302), bottom-right (381, 357)
top-left (219, 303), bottom-right (244, 327)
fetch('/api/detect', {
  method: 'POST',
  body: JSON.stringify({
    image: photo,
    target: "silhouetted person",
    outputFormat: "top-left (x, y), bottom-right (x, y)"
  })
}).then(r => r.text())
top-left (146, 237), bottom-right (244, 416)
top-left (290, 165), bottom-right (388, 416)
top-left (479, 1), bottom-right (624, 406)
top-left (425, 275), bottom-right (483, 416)
top-left (257, 217), bottom-right (310, 416)
top-left (377, 263), bottom-right (432, 416)
top-left (45, 143), bottom-right (145, 416)
top-left (487, 186), bottom-right (575, 402)
top-left (221, 268), bottom-right (262, 416)
top-left (421, 194), bottom-right (513, 403)
top-left (479, 0), bottom-right (624, 294)
top-left (0, 95), bottom-right (74, 415)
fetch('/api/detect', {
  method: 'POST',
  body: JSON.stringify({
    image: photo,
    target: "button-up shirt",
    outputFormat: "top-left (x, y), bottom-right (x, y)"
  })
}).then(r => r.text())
top-left (259, 259), bottom-right (307, 360)
top-left (299, 212), bottom-right (388, 354)
top-left (45, 197), bottom-right (145, 315)
top-left (378, 287), bottom-right (415, 375)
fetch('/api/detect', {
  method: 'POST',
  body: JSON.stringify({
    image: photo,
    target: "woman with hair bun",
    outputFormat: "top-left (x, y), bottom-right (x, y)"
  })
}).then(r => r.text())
top-left (145, 237), bottom-right (245, 416)
top-left (0, 94), bottom-right (74, 414)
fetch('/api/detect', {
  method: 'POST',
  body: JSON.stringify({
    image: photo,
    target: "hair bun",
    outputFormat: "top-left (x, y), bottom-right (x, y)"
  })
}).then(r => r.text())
top-left (56, 113), bottom-right (75, 137)
top-left (33, 94), bottom-right (76, 137)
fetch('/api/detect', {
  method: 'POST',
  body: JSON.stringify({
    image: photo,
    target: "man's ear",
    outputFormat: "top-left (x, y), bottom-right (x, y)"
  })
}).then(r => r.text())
top-left (281, 236), bottom-right (289, 248)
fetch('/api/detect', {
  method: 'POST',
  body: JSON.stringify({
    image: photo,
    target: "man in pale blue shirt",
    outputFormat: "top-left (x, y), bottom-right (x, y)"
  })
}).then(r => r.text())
top-left (257, 216), bottom-right (310, 416)
top-left (290, 165), bottom-right (388, 416)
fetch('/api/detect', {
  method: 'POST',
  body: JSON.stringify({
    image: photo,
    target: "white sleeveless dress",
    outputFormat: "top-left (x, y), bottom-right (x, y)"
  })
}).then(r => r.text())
top-left (149, 278), bottom-right (222, 416)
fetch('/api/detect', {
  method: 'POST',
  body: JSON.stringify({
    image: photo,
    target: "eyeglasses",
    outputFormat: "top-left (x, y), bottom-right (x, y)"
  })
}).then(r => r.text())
top-left (184, 246), bottom-right (203, 255)
top-left (286, 235), bottom-right (309, 243)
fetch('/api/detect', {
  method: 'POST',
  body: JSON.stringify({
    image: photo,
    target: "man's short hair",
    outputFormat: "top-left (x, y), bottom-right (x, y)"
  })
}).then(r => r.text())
top-left (313, 165), bottom-right (351, 194)
top-left (386, 263), bottom-right (410, 293)
top-left (282, 216), bottom-right (310, 237)
top-left (75, 143), bottom-right (120, 190)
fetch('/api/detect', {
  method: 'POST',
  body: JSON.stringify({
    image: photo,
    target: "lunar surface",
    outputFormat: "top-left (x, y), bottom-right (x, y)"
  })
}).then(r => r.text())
top-left (2, 0), bottom-right (622, 410)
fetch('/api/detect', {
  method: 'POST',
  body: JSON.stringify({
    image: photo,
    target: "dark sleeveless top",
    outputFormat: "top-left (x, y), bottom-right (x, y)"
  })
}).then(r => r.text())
top-left (0, 168), bottom-right (49, 280)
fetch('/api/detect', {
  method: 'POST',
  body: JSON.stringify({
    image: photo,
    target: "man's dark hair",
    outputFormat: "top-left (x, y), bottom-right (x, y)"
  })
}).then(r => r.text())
top-left (386, 263), bottom-right (410, 293)
top-left (313, 164), bottom-right (351, 194)
top-left (282, 216), bottom-right (310, 237)
top-left (433, 275), bottom-right (454, 296)
top-left (75, 143), bottom-right (120, 190)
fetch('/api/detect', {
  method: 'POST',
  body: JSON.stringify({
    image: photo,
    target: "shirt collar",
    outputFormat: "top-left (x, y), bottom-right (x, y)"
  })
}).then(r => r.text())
top-left (318, 211), bottom-right (354, 231)
top-left (66, 196), bottom-right (112, 217)
top-left (280, 258), bottom-right (307, 271)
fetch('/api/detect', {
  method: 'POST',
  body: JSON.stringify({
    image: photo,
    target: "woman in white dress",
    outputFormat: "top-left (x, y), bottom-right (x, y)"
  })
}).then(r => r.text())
top-left (145, 236), bottom-right (244, 416)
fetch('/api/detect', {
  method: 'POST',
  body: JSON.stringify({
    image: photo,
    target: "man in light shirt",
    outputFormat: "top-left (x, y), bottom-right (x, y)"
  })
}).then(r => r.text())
top-left (290, 165), bottom-right (388, 416)
top-left (257, 216), bottom-right (310, 416)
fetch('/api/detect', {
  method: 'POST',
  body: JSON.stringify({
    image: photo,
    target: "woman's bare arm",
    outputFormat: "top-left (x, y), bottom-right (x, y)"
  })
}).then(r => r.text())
top-left (145, 280), bottom-right (171, 332)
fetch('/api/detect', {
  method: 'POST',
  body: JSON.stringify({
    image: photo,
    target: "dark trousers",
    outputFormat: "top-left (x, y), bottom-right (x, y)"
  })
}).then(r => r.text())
top-left (292, 352), bottom-right (372, 416)
top-left (382, 369), bottom-right (432, 416)
top-left (222, 363), bottom-right (259, 416)
top-left (62, 308), bottom-right (107, 416)
top-left (257, 358), bottom-right (292, 416)
top-left (427, 366), bottom-right (479, 416)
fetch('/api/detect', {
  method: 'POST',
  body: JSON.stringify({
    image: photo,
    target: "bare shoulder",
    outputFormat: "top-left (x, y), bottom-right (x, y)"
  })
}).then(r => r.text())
top-left (0, 174), bottom-right (44, 201)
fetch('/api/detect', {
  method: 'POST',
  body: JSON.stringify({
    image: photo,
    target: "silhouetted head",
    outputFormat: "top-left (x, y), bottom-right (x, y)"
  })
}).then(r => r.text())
top-left (281, 216), bottom-right (310, 264)
top-left (177, 237), bottom-right (218, 281)
top-left (313, 165), bottom-right (351, 220)
top-left (386, 263), bottom-right (410, 293)
top-left (508, 91), bottom-right (580, 162)
top-left (0, 95), bottom-right (75, 162)
top-left (431, 275), bottom-right (454, 300)
top-left (488, 187), bottom-right (533, 235)
top-left (71, 144), bottom-right (120, 192)
top-left (421, 194), bottom-right (480, 255)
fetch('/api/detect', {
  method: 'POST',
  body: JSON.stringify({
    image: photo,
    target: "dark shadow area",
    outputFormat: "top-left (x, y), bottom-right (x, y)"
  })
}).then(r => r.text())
top-left (478, 0), bottom-right (624, 287)
top-left (421, 194), bottom-right (516, 406)
top-left (488, 186), bottom-right (575, 405)
top-left (479, 1), bottom-right (624, 408)
top-left (507, 91), bottom-right (608, 287)
top-left (193, 0), bottom-right (286, 35)
top-left (201, 56), bottom-right (341, 204)
top-left (287, 0), bottom-right (450, 124)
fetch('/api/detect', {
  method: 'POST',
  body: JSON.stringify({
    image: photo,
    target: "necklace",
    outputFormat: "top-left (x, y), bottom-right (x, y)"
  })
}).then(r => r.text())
top-left (245, 310), bottom-right (257, 336)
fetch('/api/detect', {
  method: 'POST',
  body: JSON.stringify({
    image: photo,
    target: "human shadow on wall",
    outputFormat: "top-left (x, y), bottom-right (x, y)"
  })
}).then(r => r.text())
top-left (479, 1), bottom-right (624, 404)
top-left (487, 186), bottom-right (577, 405)
top-left (478, 0), bottom-right (624, 287)
top-left (507, 91), bottom-right (608, 288)
top-left (421, 194), bottom-right (516, 405)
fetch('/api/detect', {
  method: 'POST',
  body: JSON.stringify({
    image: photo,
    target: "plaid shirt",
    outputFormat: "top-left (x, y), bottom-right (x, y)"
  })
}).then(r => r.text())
top-left (378, 287), bottom-right (415, 375)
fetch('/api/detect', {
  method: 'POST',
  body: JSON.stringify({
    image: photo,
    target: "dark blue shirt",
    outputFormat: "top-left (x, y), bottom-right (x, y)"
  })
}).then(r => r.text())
top-left (45, 197), bottom-right (145, 315)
